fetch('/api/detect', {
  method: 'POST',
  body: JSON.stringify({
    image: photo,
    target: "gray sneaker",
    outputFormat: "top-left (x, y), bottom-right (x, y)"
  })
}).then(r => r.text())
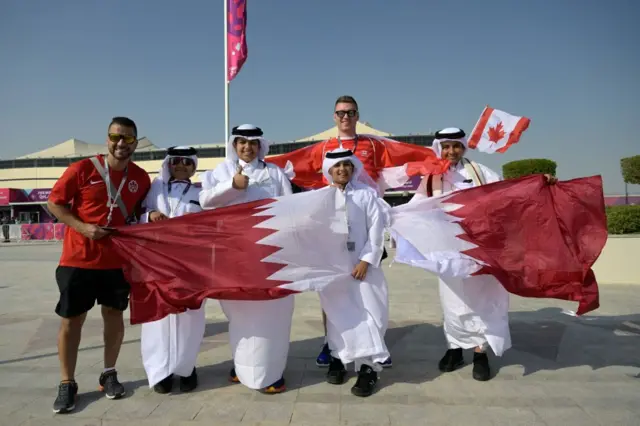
top-left (52, 381), bottom-right (78, 414)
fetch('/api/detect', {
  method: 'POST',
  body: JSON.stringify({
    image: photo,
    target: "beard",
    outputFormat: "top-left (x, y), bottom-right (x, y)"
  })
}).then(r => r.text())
top-left (109, 144), bottom-right (134, 160)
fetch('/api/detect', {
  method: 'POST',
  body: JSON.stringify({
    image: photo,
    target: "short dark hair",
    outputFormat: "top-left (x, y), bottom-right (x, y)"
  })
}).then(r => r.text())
top-left (108, 116), bottom-right (137, 137)
top-left (334, 95), bottom-right (358, 111)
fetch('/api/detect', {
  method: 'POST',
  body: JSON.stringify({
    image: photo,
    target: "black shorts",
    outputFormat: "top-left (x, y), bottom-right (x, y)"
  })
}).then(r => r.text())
top-left (55, 266), bottom-right (131, 318)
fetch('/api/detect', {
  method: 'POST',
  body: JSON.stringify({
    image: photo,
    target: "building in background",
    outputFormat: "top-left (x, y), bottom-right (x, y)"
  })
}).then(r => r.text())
top-left (0, 122), bottom-right (435, 221)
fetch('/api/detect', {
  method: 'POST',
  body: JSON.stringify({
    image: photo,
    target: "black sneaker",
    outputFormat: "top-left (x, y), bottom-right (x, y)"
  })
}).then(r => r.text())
top-left (326, 356), bottom-right (346, 385)
top-left (52, 381), bottom-right (78, 414)
top-left (438, 348), bottom-right (464, 372)
top-left (98, 370), bottom-right (125, 399)
top-left (351, 365), bottom-right (378, 397)
top-left (472, 352), bottom-right (491, 381)
top-left (179, 368), bottom-right (198, 392)
top-left (153, 375), bottom-right (173, 394)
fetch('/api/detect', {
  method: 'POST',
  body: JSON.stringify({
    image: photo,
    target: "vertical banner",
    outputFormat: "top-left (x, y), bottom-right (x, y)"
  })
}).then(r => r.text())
top-left (227, 0), bottom-right (248, 82)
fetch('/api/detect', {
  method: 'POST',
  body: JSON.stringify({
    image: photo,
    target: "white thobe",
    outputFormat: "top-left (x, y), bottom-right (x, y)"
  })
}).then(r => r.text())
top-left (139, 179), bottom-right (206, 387)
top-left (412, 160), bottom-right (512, 356)
top-left (199, 158), bottom-right (294, 389)
top-left (319, 183), bottom-right (390, 372)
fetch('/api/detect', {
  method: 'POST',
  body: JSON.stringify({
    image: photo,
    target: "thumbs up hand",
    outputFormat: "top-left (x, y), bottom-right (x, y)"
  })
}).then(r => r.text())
top-left (232, 164), bottom-right (250, 190)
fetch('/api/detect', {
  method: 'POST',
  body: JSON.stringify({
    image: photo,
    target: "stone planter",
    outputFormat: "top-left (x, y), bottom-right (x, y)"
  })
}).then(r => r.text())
top-left (592, 235), bottom-right (640, 285)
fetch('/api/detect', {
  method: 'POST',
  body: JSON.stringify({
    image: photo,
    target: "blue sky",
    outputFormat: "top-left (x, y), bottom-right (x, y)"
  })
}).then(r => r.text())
top-left (1, 0), bottom-right (638, 194)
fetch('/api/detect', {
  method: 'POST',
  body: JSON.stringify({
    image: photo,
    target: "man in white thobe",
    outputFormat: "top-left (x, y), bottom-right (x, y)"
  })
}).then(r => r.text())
top-left (139, 146), bottom-right (205, 393)
top-left (411, 127), bottom-right (508, 381)
top-left (319, 147), bottom-right (390, 397)
top-left (198, 124), bottom-right (293, 394)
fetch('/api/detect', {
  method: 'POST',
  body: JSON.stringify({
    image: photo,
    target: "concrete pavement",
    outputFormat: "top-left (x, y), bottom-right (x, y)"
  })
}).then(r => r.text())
top-left (0, 243), bottom-right (638, 425)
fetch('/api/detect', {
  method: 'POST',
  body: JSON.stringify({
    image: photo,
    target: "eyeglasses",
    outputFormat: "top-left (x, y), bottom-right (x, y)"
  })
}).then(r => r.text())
top-left (169, 157), bottom-right (195, 167)
top-left (108, 133), bottom-right (137, 144)
top-left (335, 110), bottom-right (357, 118)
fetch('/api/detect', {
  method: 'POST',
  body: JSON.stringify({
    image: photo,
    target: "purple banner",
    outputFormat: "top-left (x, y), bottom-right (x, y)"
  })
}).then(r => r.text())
top-left (0, 188), bottom-right (52, 204)
top-left (227, 0), bottom-right (248, 82)
top-left (19, 223), bottom-right (66, 240)
top-left (386, 175), bottom-right (422, 192)
top-left (604, 196), bottom-right (640, 206)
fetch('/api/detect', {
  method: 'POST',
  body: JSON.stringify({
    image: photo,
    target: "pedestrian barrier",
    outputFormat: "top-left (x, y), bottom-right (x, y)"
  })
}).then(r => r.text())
top-left (1, 223), bottom-right (66, 242)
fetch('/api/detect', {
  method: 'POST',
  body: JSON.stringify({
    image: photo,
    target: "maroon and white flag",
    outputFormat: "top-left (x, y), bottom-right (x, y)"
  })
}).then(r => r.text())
top-left (111, 187), bottom-right (354, 324)
top-left (393, 174), bottom-right (606, 315)
top-left (111, 175), bottom-right (607, 324)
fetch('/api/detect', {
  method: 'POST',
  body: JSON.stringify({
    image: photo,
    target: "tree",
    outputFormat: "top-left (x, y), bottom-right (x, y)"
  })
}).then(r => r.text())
top-left (621, 155), bottom-right (640, 204)
top-left (620, 155), bottom-right (640, 184)
top-left (502, 159), bottom-right (557, 180)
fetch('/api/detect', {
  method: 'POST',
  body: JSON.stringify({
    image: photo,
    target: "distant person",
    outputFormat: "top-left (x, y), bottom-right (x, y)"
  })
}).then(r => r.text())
top-left (1, 214), bottom-right (9, 242)
top-left (47, 117), bottom-right (151, 413)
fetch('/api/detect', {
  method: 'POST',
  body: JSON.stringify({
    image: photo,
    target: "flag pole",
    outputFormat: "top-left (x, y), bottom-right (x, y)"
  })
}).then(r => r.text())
top-left (223, 0), bottom-right (230, 151)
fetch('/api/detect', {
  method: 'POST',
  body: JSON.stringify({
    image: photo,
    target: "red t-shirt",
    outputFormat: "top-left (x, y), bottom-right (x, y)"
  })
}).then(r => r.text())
top-left (48, 155), bottom-right (151, 270)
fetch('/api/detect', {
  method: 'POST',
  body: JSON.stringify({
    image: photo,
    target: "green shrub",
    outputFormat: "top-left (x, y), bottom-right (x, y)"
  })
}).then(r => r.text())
top-left (606, 205), bottom-right (640, 234)
top-left (502, 159), bottom-right (557, 179)
top-left (620, 155), bottom-right (640, 185)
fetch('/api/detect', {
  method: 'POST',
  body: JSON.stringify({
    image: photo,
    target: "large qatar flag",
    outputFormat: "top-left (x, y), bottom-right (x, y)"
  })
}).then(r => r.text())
top-left (109, 175), bottom-right (607, 324)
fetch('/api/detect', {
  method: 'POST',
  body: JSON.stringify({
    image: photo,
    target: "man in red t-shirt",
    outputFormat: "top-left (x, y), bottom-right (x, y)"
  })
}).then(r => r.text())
top-left (47, 116), bottom-right (151, 414)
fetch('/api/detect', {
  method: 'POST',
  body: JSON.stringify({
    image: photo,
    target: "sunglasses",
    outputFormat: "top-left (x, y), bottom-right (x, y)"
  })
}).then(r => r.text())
top-left (169, 157), bottom-right (195, 167)
top-left (335, 110), bottom-right (357, 118)
top-left (108, 133), bottom-right (137, 144)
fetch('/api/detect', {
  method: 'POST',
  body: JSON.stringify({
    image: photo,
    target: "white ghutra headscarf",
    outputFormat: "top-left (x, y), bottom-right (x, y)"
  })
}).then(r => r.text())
top-left (430, 127), bottom-right (468, 159)
top-left (225, 124), bottom-right (270, 164)
top-left (157, 146), bottom-right (199, 183)
top-left (322, 147), bottom-right (378, 193)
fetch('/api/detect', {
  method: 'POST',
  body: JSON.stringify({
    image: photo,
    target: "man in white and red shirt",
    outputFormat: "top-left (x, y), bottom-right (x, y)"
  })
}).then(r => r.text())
top-left (47, 116), bottom-right (151, 414)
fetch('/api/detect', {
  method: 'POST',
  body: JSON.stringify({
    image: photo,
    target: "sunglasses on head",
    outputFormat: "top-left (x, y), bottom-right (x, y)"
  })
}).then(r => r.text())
top-left (169, 157), bottom-right (195, 167)
top-left (108, 133), bottom-right (137, 144)
top-left (335, 110), bottom-right (357, 118)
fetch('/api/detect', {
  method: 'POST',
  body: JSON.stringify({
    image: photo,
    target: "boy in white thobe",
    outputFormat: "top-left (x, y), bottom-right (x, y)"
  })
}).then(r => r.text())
top-left (139, 146), bottom-right (205, 393)
top-left (319, 147), bottom-right (390, 397)
top-left (199, 124), bottom-right (293, 394)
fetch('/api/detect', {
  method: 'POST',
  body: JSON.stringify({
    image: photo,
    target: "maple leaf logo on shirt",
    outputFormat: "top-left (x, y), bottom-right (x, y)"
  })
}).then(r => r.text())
top-left (487, 122), bottom-right (505, 143)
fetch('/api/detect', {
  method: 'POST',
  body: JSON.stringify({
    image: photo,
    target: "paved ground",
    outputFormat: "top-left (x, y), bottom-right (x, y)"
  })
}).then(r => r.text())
top-left (0, 243), bottom-right (638, 426)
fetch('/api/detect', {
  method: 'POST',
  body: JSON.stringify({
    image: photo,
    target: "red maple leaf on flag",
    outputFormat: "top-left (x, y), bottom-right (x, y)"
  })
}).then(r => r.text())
top-left (487, 122), bottom-right (505, 143)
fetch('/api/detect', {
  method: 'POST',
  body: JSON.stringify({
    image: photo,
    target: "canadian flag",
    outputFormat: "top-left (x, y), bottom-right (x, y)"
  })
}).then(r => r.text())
top-left (110, 175), bottom-right (606, 324)
top-left (265, 135), bottom-right (450, 192)
top-left (468, 106), bottom-right (531, 153)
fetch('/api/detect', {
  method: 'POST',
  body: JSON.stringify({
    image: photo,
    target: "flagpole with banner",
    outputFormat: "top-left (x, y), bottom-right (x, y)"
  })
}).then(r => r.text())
top-left (225, 0), bottom-right (249, 154)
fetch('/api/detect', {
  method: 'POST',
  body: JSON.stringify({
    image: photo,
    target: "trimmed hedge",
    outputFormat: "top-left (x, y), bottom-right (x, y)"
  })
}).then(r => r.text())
top-left (606, 205), bottom-right (640, 234)
top-left (620, 155), bottom-right (640, 185)
top-left (502, 159), bottom-right (557, 179)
